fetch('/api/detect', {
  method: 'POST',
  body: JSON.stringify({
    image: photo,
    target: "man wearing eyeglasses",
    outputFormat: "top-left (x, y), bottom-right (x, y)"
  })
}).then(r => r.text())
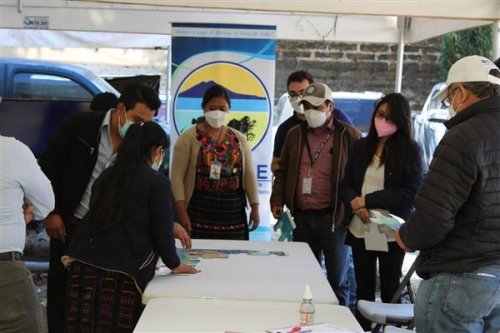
top-left (39, 84), bottom-right (189, 333)
top-left (395, 55), bottom-right (500, 332)
top-left (271, 70), bottom-right (352, 175)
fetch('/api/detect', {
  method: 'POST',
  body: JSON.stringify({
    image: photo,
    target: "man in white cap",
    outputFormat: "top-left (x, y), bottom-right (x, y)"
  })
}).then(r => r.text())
top-left (271, 82), bottom-right (361, 306)
top-left (395, 55), bottom-right (500, 332)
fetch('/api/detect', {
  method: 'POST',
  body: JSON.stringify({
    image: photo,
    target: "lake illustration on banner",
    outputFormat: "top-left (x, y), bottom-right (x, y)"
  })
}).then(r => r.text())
top-left (172, 62), bottom-right (271, 150)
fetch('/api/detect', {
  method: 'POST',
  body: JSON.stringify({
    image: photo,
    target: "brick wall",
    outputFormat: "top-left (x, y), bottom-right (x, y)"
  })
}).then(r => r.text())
top-left (275, 37), bottom-right (442, 111)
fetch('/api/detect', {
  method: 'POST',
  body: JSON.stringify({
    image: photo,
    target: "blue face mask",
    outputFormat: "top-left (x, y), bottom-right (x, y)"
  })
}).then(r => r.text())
top-left (151, 150), bottom-right (164, 172)
top-left (151, 161), bottom-right (161, 172)
top-left (118, 111), bottom-right (134, 138)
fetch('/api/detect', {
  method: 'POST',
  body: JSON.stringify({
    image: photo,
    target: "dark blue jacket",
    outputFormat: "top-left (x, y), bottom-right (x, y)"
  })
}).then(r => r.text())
top-left (340, 137), bottom-right (424, 227)
top-left (67, 163), bottom-right (180, 292)
top-left (39, 111), bottom-right (106, 225)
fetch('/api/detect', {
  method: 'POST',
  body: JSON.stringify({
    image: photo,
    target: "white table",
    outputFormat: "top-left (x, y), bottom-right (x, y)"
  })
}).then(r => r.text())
top-left (134, 298), bottom-right (363, 332)
top-left (143, 240), bottom-right (338, 305)
top-left (171, 239), bottom-right (319, 265)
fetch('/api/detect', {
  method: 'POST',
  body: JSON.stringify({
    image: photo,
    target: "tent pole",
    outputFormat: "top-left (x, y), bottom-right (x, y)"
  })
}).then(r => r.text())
top-left (395, 17), bottom-right (407, 93)
top-left (493, 21), bottom-right (500, 61)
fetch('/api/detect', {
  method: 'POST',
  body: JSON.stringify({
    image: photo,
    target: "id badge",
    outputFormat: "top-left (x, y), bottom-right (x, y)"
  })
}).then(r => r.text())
top-left (302, 177), bottom-right (312, 194)
top-left (210, 161), bottom-right (222, 180)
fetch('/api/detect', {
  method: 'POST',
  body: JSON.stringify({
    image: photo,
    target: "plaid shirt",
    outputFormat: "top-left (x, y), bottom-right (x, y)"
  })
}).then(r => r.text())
top-left (295, 118), bottom-right (334, 210)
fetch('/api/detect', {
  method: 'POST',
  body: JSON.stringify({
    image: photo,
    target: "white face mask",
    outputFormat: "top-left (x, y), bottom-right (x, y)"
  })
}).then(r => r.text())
top-left (448, 107), bottom-right (456, 118)
top-left (448, 89), bottom-right (462, 118)
top-left (205, 110), bottom-right (227, 128)
top-left (151, 160), bottom-right (161, 172)
top-left (289, 97), bottom-right (304, 114)
top-left (151, 150), bottom-right (164, 172)
top-left (304, 109), bottom-right (328, 128)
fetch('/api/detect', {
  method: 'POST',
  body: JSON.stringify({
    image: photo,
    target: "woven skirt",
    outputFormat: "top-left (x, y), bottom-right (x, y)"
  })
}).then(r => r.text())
top-left (188, 190), bottom-right (248, 240)
top-left (65, 261), bottom-right (144, 333)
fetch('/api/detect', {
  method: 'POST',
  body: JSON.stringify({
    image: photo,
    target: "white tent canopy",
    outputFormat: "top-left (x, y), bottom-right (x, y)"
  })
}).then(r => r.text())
top-left (0, 29), bottom-right (170, 49)
top-left (1, 0), bottom-right (498, 91)
top-left (0, 1), bottom-right (496, 44)
top-left (90, 0), bottom-right (499, 21)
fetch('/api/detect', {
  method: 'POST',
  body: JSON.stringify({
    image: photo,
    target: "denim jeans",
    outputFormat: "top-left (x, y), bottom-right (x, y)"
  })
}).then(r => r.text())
top-left (293, 211), bottom-right (351, 306)
top-left (415, 264), bottom-right (500, 333)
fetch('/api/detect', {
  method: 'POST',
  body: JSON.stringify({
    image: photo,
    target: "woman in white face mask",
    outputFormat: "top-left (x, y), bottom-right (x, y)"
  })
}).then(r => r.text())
top-left (171, 84), bottom-right (260, 240)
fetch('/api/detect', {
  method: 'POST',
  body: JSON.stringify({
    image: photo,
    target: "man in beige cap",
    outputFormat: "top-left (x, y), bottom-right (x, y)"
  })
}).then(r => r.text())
top-left (270, 82), bottom-right (361, 306)
top-left (396, 55), bottom-right (500, 332)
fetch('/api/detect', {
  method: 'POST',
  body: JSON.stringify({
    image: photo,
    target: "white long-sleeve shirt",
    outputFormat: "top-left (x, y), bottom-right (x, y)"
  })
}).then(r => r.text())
top-left (0, 135), bottom-right (55, 253)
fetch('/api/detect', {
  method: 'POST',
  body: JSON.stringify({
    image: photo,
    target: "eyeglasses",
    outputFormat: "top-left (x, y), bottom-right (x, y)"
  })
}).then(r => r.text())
top-left (441, 87), bottom-right (458, 108)
top-left (375, 109), bottom-right (392, 122)
top-left (288, 89), bottom-right (306, 99)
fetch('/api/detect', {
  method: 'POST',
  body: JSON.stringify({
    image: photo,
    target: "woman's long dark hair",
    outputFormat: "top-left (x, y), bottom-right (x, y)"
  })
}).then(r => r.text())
top-left (360, 93), bottom-right (413, 171)
top-left (87, 121), bottom-right (169, 232)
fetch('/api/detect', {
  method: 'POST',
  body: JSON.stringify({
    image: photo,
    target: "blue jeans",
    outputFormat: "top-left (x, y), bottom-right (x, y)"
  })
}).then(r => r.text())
top-left (293, 211), bottom-right (351, 306)
top-left (415, 264), bottom-right (500, 333)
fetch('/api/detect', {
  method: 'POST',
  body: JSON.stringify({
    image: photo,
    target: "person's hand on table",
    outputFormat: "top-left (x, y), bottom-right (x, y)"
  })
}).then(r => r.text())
top-left (172, 263), bottom-right (200, 274)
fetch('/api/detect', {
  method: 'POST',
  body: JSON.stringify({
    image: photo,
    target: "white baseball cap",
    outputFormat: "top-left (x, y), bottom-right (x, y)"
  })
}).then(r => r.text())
top-left (436, 55), bottom-right (500, 100)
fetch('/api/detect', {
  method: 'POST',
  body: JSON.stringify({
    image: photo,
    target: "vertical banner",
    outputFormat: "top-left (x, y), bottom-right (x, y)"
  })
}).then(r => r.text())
top-left (170, 23), bottom-right (276, 240)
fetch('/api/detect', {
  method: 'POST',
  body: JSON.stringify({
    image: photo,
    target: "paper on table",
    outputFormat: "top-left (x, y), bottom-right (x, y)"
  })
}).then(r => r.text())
top-left (266, 322), bottom-right (359, 333)
top-left (364, 223), bottom-right (388, 252)
top-left (369, 210), bottom-right (405, 230)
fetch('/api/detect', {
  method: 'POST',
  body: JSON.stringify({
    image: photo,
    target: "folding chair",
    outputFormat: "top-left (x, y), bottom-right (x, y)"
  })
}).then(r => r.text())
top-left (357, 259), bottom-right (416, 333)
top-left (384, 326), bottom-right (414, 333)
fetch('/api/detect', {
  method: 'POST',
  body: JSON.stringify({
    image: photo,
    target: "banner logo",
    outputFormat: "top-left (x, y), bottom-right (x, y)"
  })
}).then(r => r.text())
top-left (172, 61), bottom-right (271, 150)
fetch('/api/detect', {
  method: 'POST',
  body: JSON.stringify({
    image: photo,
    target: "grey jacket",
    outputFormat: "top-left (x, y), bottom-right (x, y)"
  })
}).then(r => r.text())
top-left (400, 96), bottom-right (500, 279)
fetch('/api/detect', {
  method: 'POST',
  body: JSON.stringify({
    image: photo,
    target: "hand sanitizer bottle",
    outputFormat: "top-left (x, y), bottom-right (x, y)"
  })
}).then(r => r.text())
top-left (299, 284), bottom-right (315, 325)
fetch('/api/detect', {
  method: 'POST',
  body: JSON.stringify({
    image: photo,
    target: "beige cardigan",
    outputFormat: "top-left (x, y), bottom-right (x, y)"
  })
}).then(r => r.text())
top-left (171, 125), bottom-right (259, 206)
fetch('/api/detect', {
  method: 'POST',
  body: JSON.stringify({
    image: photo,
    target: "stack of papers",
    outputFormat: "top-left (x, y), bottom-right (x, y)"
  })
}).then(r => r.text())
top-left (369, 210), bottom-right (404, 230)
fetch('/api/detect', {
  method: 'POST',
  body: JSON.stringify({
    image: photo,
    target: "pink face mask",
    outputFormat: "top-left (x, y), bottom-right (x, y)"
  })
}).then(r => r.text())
top-left (374, 117), bottom-right (397, 137)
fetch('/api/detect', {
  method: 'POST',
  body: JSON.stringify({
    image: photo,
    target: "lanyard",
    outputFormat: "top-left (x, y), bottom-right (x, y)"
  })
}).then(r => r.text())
top-left (305, 130), bottom-right (332, 168)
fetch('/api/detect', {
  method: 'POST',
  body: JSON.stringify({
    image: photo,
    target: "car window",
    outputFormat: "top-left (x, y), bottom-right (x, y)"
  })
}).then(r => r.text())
top-left (335, 98), bottom-right (377, 133)
top-left (12, 72), bottom-right (93, 101)
top-left (428, 91), bottom-right (447, 111)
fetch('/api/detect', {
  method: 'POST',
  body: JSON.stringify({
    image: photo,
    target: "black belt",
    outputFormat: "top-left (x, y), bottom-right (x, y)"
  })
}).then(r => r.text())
top-left (296, 207), bottom-right (333, 216)
top-left (0, 251), bottom-right (22, 261)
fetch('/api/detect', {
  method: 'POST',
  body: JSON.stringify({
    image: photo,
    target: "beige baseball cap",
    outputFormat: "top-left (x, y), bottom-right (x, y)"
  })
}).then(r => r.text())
top-left (299, 83), bottom-right (332, 107)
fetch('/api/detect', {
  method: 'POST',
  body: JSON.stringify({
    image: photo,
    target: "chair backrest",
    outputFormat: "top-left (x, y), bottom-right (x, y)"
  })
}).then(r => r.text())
top-left (390, 259), bottom-right (417, 303)
top-left (370, 259), bottom-right (417, 333)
